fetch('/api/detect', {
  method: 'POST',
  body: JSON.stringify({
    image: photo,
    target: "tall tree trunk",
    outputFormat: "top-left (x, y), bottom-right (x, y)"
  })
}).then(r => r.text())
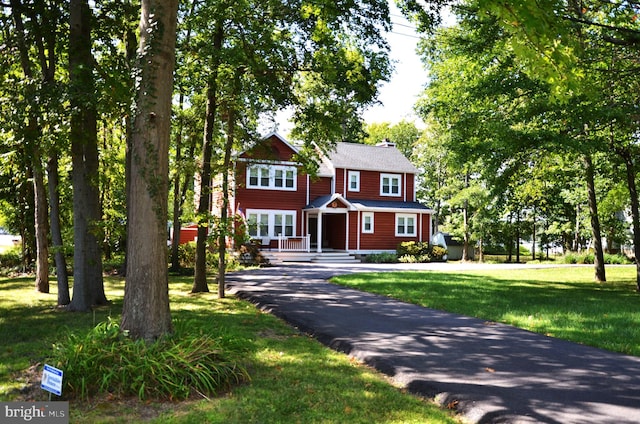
top-left (33, 154), bottom-right (49, 293)
top-left (121, 5), bottom-right (138, 277)
top-left (47, 155), bottom-right (70, 305)
top-left (170, 118), bottom-right (184, 271)
top-left (10, 0), bottom-right (50, 292)
top-left (619, 150), bottom-right (640, 291)
top-left (574, 204), bottom-right (580, 251)
top-left (170, 0), bottom-right (197, 272)
top-left (192, 23), bottom-right (223, 293)
top-left (531, 206), bottom-right (536, 262)
top-left (516, 210), bottom-right (521, 263)
top-left (191, 82), bottom-right (216, 293)
top-left (583, 154), bottom-right (606, 282)
top-left (217, 96), bottom-right (238, 299)
top-left (68, 0), bottom-right (107, 311)
top-left (507, 212), bottom-right (513, 262)
top-left (121, 0), bottom-right (178, 340)
top-left (461, 170), bottom-right (472, 261)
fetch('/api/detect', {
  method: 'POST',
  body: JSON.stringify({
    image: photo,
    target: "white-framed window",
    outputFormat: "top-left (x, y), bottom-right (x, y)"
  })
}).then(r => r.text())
top-left (380, 173), bottom-right (401, 197)
top-left (274, 213), bottom-right (294, 237)
top-left (362, 212), bottom-right (374, 233)
top-left (246, 210), bottom-right (296, 238)
top-left (247, 164), bottom-right (296, 190)
top-left (246, 212), bottom-right (269, 237)
top-left (348, 170), bottom-right (360, 192)
top-left (395, 213), bottom-right (416, 236)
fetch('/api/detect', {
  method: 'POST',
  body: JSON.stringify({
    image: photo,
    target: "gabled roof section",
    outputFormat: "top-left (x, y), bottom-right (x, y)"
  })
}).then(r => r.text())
top-left (326, 142), bottom-right (418, 173)
top-left (238, 132), bottom-right (299, 162)
top-left (304, 193), bottom-right (355, 211)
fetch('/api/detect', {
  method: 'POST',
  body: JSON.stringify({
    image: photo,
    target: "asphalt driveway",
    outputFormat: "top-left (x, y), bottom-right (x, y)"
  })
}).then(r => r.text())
top-left (226, 263), bottom-right (640, 424)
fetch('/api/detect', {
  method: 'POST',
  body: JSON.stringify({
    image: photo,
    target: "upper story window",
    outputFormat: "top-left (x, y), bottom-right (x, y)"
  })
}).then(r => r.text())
top-left (348, 171), bottom-right (360, 192)
top-left (380, 173), bottom-right (401, 197)
top-left (247, 164), bottom-right (296, 190)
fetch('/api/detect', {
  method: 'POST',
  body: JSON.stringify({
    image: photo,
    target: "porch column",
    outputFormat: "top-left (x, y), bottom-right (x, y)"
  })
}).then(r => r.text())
top-left (345, 212), bottom-right (349, 251)
top-left (316, 211), bottom-right (323, 253)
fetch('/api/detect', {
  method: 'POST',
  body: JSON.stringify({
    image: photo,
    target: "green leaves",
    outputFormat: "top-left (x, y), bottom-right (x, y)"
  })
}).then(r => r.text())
top-left (50, 319), bottom-right (249, 400)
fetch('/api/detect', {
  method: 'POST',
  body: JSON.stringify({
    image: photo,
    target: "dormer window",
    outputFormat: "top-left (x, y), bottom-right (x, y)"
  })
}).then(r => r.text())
top-left (348, 171), bottom-right (360, 192)
top-left (380, 173), bottom-right (401, 197)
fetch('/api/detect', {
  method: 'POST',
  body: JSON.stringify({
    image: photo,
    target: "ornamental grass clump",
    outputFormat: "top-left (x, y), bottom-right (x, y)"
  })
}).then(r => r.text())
top-left (49, 319), bottom-right (249, 401)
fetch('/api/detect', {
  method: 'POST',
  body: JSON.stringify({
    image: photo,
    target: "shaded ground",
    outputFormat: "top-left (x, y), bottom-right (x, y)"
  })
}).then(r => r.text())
top-left (227, 263), bottom-right (640, 424)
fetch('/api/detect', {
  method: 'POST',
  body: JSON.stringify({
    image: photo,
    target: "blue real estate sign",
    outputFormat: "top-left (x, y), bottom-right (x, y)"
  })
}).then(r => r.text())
top-left (41, 364), bottom-right (63, 396)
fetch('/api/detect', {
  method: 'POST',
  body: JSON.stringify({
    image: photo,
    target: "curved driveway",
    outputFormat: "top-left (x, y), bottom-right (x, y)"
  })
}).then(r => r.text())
top-left (226, 263), bottom-right (640, 424)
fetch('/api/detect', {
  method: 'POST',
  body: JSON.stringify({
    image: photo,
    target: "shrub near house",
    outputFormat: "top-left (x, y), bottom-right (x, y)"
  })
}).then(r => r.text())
top-left (397, 241), bottom-right (448, 263)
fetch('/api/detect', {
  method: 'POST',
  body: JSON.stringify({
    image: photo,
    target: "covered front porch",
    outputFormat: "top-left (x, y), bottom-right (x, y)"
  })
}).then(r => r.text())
top-left (303, 193), bottom-right (354, 253)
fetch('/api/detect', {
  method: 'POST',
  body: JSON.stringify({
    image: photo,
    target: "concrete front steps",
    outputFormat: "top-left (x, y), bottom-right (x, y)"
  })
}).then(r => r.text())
top-left (262, 251), bottom-right (360, 264)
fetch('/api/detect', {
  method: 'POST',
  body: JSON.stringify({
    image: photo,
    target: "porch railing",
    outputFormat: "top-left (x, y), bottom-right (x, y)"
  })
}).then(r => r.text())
top-left (277, 234), bottom-right (311, 252)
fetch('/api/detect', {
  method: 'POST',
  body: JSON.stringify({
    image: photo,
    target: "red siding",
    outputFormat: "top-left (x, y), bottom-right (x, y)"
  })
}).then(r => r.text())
top-left (356, 211), bottom-right (431, 251)
top-left (235, 162), bottom-right (307, 209)
top-left (239, 134), bottom-right (297, 162)
top-left (234, 160), bottom-right (309, 246)
top-left (348, 212), bottom-right (358, 250)
top-left (405, 174), bottom-right (415, 202)
top-left (421, 213), bottom-right (431, 243)
top-left (229, 134), bottom-right (431, 253)
top-left (341, 169), bottom-right (416, 202)
top-left (335, 169), bottom-right (346, 194)
top-left (309, 176), bottom-right (332, 200)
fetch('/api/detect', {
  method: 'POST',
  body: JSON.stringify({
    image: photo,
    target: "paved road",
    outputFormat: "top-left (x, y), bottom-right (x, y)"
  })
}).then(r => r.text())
top-left (226, 263), bottom-right (640, 424)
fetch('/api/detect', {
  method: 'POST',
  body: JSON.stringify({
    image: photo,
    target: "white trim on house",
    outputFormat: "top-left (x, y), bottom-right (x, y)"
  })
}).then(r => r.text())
top-left (246, 209), bottom-right (297, 238)
top-left (362, 212), bottom-right (374, 233)
top-left (348, 170), bottom-right (360, 192)
top-left (246, 164), bottom-right (297, 191)
top-left (380, 173), bottom-right (402, 197)
top-left (395, 213), bottom-right (417, 237)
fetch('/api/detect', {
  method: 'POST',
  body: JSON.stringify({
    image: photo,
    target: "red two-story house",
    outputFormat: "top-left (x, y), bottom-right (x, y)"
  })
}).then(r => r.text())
top-left (232, 132), bottom-right (433, 255)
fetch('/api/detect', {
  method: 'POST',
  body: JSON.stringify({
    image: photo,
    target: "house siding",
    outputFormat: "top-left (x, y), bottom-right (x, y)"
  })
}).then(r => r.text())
top-left (227, 134), bottom-right (432, 255)
top-left (348, 212), bottom-right (359, 250)
top-left (341, 169), bottom-right (415, 202)
top-left (309, 176), bottom-right (332, 200)
top-left (355, 211), bottom-right (431, 251)
top-left (233, 136), bottom-right (306, 248)
top-left (406, 174), bottom-right (415, 202)
top-left (239, 134), bottom-right (297, 162)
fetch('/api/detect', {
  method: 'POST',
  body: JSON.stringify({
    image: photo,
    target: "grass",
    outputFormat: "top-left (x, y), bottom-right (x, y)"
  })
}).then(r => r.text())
top-left (331, 265), bottom-right (640, 356)
top-left (0, 274), bottom-right (460, 423)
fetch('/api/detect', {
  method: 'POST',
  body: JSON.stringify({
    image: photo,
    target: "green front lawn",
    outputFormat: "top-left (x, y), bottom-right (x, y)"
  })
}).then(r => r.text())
top-left (331, 266), bottom-right (640, 356)
top-left (0, 275), bottom-right (460, 423)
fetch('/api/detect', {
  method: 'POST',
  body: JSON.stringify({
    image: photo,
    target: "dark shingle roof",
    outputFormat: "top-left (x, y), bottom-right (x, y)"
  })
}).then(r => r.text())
top-left (350, 199), bottom-right (431, 211)
top-left (326, 142), bottom-right (417, 173)
top-left (305, 195), bottom-right (334, 209)
top-left (303, 196), bottom-right (432, 212)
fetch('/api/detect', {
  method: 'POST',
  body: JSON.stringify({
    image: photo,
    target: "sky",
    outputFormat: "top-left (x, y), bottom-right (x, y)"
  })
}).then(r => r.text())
top-left (362, 2), bottom-right (426, 126)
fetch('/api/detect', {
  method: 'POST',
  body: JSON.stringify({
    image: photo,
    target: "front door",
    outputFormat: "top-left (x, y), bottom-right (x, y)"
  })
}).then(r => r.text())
top-left (309, 217), bottom-right (318, 248)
